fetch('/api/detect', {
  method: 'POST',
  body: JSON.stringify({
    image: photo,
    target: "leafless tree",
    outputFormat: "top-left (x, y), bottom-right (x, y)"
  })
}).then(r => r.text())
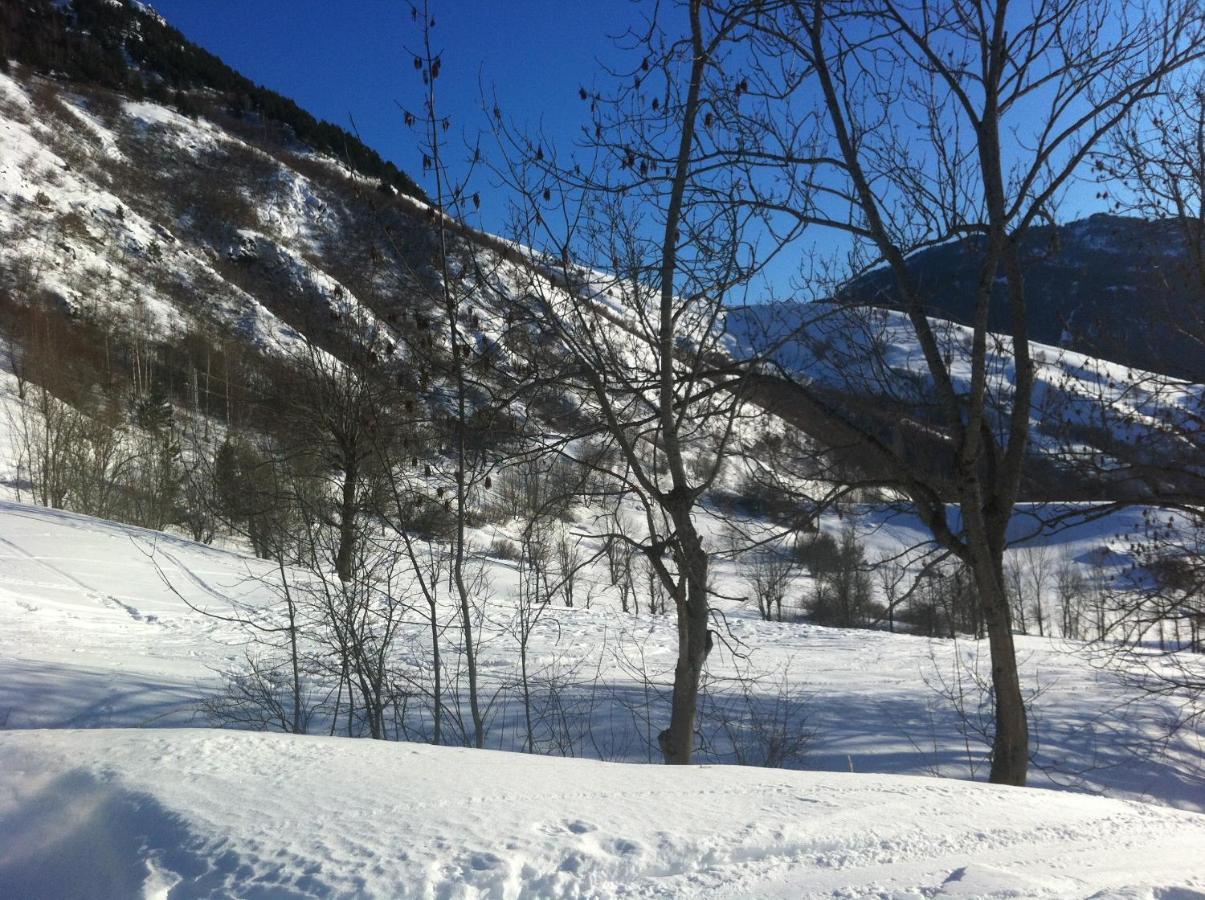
top-left (491, 0), bottom-right (768, 764)
top-left (404, 0), bottom-right (502, 749)
top-left (725, 0), bottom-right (1203, 785)
top-left (267, 342), bottom-right (398, 585)
top-left (1022, 545), bottom-right (1054, 638)
top-left (1054, 554), bottom-right (1088, 641)
top-left (1094, 512), bottom-right (1205, 727)
top-left (1103, 70), bottom-right (1205, 364)
top-left (1079, 71), bottom-right (1205, 722)
top-left (747, 547), bottom-right (796, 622)
top-left (806, 525), bottom-right (876, 628)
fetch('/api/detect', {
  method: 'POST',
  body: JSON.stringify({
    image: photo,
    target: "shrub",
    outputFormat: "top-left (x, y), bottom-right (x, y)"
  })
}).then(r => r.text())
top-left (793, 531), bottom-right (841, 576)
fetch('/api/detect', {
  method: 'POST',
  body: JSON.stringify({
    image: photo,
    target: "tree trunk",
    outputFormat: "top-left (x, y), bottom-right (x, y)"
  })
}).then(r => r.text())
top-left (969, 548), bottom-right (1029, 786)
top-left (662, 521), bottom-right (710, 765)
top-left (521, 633), bottom-right (534, 753)
top-left (429, 597), bottom-right (442, 745)
top-left (280, 560), bottom-right (304, 735)
top-left (335, 463), bottom-right (357, 583)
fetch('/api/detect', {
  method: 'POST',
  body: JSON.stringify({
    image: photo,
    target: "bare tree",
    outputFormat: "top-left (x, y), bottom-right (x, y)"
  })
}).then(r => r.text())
top-left (1023, 545), bottom-right (1054, 638)
top-left (1054, 554), bottom-right (1088, 641)
top-left (494, 0), bottom-right (764, 763)
top-left (726, 0), bottom-right (1203, 785)
top-left (748, 547), bottom-right (796, 622)
top-left (403, 0), bottom-right (507, 749)
top-left (267, 343), bottom-right (398, 584)
top-left (1103, 70), bottom-right (1205, 365)
top-left (1096, 513), bottom-right (1205, 726)
top-left (806, 526), bottom-right (876, 628)
top-left (1080, 71), bottom-right (1205, 722)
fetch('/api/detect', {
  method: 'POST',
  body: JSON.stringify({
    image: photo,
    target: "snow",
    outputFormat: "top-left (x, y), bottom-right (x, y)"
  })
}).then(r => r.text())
top-left (123, 99), bottom-right (221, 150)
top-left (0, 69), bottom-right (346, 356)
top-left (0, 492), bottom-right (1202, 895)
top-left (3, 728), bottom-right (1205, 899)
top-left (724, 301), bottom-right (1201, 468)
top-left (58, 94), bottom-right (127, 162)
top-left (1, 61), bottom-right (1203, 900)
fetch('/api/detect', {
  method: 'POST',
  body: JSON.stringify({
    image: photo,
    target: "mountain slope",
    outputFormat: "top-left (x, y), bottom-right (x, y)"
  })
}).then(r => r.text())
top-left (727, 300), bottom-right (1202, 501)
top-left (0, 60), bottom-right (1198, 513)
top-left (0, 65), bottom-right (437, 357)
top-left (839, 214), bottom-right (1204, 381)
top-left (0, 0), bottom-right (425, 199)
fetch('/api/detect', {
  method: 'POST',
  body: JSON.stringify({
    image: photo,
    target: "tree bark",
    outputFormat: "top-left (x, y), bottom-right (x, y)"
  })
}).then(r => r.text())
top-left (973, 553), bottom-right (1029, 786)
top-left (662, 514), bottom-right (711, 764)
top-left (335, 461), bottom-right (357, 583)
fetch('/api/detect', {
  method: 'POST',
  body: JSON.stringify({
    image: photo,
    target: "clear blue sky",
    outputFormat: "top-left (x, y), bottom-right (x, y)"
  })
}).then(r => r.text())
top-left (147, 1), bottom-right (637, 236)
top-left (147, 0), bottom-right (1118, 299)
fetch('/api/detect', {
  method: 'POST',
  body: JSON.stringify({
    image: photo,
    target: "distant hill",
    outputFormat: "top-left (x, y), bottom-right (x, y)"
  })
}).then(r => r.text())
top-left (839, 214), bottom-right (1204, 381)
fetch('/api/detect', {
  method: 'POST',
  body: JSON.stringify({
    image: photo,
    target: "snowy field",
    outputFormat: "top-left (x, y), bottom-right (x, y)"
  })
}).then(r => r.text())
top-left (0, 497), bottom-right (1203, 897)
top-left (4, 728), bottom-right (1205, 899)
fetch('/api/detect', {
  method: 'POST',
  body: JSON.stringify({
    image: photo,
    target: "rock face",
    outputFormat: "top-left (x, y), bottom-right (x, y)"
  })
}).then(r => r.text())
top-left (840, 214), bottom-right (1204, 381)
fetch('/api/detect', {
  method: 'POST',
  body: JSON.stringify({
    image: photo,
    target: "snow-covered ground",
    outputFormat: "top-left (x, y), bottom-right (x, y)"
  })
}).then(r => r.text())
top-left (1, 61), bottom-right (1204, 900)
top-left (0, 495), bottom-right (1203, 897)
top-left (5, 728), bottom-right (1205, 899)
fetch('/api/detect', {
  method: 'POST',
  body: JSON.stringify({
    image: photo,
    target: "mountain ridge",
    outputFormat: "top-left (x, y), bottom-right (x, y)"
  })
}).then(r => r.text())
top-left (839, 213), bottom-right (1204, 381)
top-left (0, 0), bottom-right (426, 200)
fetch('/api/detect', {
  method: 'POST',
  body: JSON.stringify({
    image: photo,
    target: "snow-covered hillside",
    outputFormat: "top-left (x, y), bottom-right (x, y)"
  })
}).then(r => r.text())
top-left (0, 67), bottom-right (424, 361)
top-left (838, 213), bottom-right (1205, 381)
top-left (1, 491), bottom-right (1203, 896)
top-left (726, 301), bottom-right (1201, 488)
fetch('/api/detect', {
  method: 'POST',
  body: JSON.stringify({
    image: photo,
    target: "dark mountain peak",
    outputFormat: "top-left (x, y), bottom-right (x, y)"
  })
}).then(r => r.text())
top-left (841, 214), bottom-right (1204, 381)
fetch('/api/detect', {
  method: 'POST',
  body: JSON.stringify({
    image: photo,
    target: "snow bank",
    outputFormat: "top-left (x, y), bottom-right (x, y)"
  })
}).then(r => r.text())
top-left (2, 728), bottom-right (1204, 899)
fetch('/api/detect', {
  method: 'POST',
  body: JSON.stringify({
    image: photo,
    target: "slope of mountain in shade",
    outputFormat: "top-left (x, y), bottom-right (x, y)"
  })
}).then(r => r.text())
top-left (839, 214), bottom-right (1204, 381)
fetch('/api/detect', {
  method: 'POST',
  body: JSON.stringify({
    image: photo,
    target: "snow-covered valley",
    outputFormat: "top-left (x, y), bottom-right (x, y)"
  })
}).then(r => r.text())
top-left (1, 493), bottom-right (1202, 897)
top-left (1, 2), bottom-right (1204, 895)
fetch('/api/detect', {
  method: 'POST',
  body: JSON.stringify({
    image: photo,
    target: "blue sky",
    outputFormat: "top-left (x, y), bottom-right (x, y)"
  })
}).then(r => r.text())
top-left (147, 1), bottom-right (1119, 299)
top-left (148, 1), bottom-right (635, 236)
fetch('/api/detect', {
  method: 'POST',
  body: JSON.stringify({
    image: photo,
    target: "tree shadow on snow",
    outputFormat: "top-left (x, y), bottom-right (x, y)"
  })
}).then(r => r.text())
top-left (0, 658), bottom-right (201, 729)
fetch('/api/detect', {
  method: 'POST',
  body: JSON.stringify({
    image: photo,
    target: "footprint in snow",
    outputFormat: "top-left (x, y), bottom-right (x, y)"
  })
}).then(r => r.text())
top-left (610, 839), bottom-right (641, 857)
top-left (467, 852), bottom-right (502, 871)
top-left (565, 820), bottom-right (594, 834)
